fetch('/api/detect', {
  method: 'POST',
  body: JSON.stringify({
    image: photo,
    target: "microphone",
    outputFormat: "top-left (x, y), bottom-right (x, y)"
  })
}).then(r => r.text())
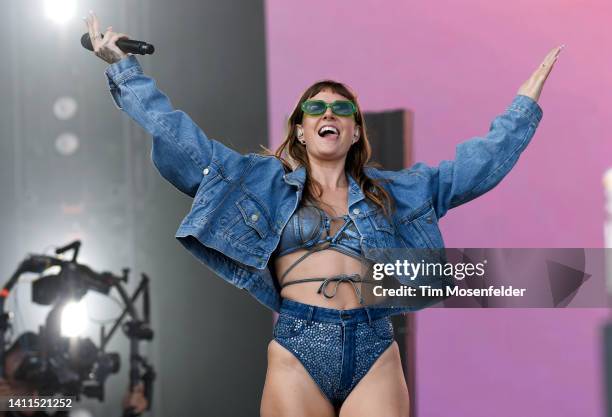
top-left (80, 33), bottom-right (155, 55)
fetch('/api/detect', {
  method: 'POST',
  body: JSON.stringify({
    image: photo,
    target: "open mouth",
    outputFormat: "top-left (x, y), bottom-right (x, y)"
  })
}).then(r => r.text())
top-left (317, 125), bottom-right (340, 140)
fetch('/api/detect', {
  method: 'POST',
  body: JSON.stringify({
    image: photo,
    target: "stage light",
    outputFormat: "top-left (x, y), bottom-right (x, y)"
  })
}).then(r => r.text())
top-left (55, 132), bottom-right (80, 156)
top-left (60, 300), bottom-right (88, 337)
top-left (43, 0), bottom-right (77, 24)
top-left (53, 96), bottom-right (78, 120)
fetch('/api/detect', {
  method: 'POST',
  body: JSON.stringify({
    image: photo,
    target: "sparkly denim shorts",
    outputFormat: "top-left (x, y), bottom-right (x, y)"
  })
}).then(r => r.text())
top-left (273, 299), bottom-right (395, 407)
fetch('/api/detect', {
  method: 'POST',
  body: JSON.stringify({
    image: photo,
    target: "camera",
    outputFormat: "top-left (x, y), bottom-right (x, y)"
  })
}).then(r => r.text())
top-left (1, 241), bottom-right (155, 407)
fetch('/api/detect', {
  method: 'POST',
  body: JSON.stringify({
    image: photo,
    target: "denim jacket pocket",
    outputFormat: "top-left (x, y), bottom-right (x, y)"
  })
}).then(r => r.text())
top-left (236, 194), bottom-right (273, 239)
top-left (221, 194), bottom-right (274, 254)
top-left (365, 208), bottom-right (399, 249)
top-left (369, 209), bottom-right (395, 234)
top-left (400, 202), bottom-right (444, 249)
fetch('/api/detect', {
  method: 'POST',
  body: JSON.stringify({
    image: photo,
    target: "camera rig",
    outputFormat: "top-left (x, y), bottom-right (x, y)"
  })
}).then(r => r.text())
top-left (0, 240), bottom-right (155, 413)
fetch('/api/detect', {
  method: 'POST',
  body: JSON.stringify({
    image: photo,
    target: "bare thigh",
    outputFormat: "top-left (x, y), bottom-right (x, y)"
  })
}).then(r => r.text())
top-left (260, 340), bottom-right (336, 417)
top-left (339, 341), bottom-right (410, 417)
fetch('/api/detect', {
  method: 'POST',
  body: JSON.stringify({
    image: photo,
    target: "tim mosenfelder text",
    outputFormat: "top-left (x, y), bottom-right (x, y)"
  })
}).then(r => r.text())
top-left (371, 259), bottom-right (527, 298)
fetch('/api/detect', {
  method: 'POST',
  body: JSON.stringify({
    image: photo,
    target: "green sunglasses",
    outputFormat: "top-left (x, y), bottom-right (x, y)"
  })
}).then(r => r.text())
top-left (301, 100), bottom-right (357, 117)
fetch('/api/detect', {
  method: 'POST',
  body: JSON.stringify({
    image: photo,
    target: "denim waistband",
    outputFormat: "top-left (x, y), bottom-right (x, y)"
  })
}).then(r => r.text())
top-left (279, 298), bottom-right (391, 324)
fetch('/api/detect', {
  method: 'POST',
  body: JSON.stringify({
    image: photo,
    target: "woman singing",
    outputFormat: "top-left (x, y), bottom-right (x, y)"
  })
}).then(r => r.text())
top-left (85, 12), bottom-right (562, 417)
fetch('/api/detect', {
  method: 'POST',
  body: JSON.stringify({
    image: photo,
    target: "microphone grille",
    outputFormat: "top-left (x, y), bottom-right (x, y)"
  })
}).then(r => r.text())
top-left (80, 33), bottom-right (93, 51)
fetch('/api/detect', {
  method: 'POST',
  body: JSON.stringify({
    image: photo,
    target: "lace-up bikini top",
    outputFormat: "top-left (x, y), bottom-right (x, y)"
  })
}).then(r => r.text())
top-left (276, 204), bottom-right (375, 304)
top-left (276, 204), bottom-right (363, 261)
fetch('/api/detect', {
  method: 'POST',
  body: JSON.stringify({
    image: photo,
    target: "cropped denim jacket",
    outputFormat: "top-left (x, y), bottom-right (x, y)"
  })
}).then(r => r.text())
top-left (105, 56), bottom-right (543, 314)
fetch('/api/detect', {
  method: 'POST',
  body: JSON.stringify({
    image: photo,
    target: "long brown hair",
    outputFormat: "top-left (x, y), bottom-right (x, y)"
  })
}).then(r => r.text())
top-left (267, 80), bottom-right (394, 217)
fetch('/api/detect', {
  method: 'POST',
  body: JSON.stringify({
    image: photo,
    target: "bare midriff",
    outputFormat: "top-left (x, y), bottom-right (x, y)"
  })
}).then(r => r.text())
top-left (274, 249), bottom-right (370, 310)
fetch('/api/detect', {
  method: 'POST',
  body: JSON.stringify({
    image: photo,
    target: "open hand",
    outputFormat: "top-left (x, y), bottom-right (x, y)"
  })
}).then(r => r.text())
top-left (517, 45), bottom-right (564, 102)
top-left (83, 11), bottom-right (129, 64)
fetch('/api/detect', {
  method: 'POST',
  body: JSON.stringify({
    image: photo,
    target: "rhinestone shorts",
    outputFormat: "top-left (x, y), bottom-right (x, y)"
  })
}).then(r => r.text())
top-left (273, 298), bottom-right (395, 407)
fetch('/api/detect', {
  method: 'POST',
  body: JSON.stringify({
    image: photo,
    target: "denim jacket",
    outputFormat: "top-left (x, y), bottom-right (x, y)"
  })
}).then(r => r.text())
top-left (105, 56), bottom-right (543, 313)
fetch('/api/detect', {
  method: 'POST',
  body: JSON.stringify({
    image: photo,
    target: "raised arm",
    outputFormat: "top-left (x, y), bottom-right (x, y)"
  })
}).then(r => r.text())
top-left (410, 46), bottom-right (563, 218)
top-left (84, 12), bottom-right (244, 197)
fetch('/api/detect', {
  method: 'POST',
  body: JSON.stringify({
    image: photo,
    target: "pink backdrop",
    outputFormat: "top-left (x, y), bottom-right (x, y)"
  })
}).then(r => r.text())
top-left (265, 1), bottom-right (612, 416)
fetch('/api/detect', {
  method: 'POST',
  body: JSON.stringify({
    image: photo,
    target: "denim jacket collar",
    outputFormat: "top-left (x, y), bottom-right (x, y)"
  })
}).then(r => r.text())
top-left (282, 166), bottom-right (306, 189)
top-left (347, 171), bottom-right (366, 207)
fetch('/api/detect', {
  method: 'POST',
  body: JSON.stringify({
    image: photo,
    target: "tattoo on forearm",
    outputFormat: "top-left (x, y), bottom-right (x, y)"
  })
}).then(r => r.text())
top-left (96, 48), bottom-right (123, 64)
